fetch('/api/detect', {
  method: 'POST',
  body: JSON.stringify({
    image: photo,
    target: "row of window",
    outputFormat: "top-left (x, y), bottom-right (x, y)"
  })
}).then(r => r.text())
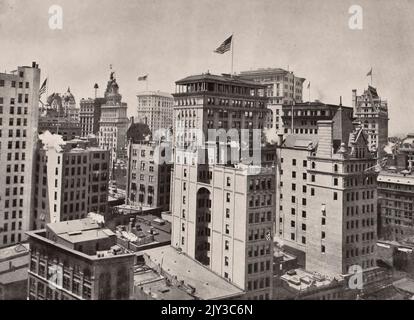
top-left (0, 79), bottom-right (30, 88)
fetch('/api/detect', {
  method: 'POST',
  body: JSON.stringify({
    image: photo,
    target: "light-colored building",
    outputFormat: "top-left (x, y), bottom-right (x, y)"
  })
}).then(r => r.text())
top-left (126, 140), bottom-right (172, 212)
top-left (276, 105), bottom-right (378, 277)
top-left (32, 132), bottom-right (110, 229)
top-left (238, 68), bottom-right (305, 137)
top-left (171, 73), bottom-right (275, 300)
top-left (239, 68), bottom-right (305, 105)
top-left (26, 218), bottom-right (135, 300)
top-left (352, 86), bottom-right (389, 157)
top-left (98, 72), bottom-right (129, 164)
top-left (0, 62), bottom-right (40, 248)
top-left (136, 91), bottom-right (173, 133)
top-left (378, 171), bottom-right (414, 241)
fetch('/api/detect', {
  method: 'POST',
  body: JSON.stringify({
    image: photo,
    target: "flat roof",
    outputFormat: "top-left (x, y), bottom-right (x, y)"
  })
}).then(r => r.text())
top-left (47, 218), bottom-right (101, 235)
top-left (280, 268), bottom-right (343, 292)
top-left (142, 246), bottom-right (244, 300)
top-left (0, 243), bottom-right (29, 261)
top-left (58, 228), bottom-right (115, 244)
top-left (137, 91), bottom-right (173, 98)
top-left (378, 171), bottom-right (414, 185)
top-left (175, 73), bottom-right (265, 87)
top-left (134, 267), bottom-right (193, 300)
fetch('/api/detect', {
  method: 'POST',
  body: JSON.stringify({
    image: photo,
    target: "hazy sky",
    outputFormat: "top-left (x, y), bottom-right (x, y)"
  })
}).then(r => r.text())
top-left (1, 0), bottom-right (413, 135)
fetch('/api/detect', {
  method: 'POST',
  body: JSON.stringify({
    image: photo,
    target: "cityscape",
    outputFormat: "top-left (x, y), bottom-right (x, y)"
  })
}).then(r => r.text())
top-left (1, 0), bottom-right (414, 303)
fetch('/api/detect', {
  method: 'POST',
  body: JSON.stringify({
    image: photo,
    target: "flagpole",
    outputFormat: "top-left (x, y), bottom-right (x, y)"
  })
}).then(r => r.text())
top-left (371, 68), bottom-right (373, 86)
top-left (308, 83), bottom-right (310, 102)
top-left (231, 32), bottom-right (234, 75)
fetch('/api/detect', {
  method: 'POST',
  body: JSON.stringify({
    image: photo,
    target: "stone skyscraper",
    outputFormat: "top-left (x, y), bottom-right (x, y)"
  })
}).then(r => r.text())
top-left (170, 73), bottom-right (275, 299)
top-left (0, 62), bottom-right (40, 247)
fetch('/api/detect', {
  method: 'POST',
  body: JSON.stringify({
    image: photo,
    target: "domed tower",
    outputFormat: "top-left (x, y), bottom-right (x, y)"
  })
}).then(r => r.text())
top-left (62, 87), bottom-right (78, 120)
top-left (104, 72), bottom-right (122, 105)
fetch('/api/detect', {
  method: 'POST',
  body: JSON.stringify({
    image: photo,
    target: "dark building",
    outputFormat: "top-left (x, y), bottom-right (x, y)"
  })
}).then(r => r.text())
top-left (79, 97), bottom-right (106, 137)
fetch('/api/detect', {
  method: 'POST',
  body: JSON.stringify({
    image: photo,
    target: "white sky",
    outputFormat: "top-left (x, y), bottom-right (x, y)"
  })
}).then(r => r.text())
top-left (1, 0), bottom-right (413, 135)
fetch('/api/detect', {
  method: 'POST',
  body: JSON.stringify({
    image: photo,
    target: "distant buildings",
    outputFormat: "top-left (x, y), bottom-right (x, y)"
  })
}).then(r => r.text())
top-left (352, 86), bottom-right (389, 157)
top-left (126, 140), bottom-right (172, 212)
top-left (0, 62), bottom-right (40, 248)
top-left (171, 73), bottom-right (275, 299)
top-left (38, 115), bottom-right (81, 141)
top-left (276, 103), bottom-right (379, 276)
top-left (98, 72), bottom-right (129, 164)
top-left (239, 68), bottom-right (305, 105)
top-left (61, 87), bottom-right (79, 121)
top-left (399, 134), bottom-right (414, 169)
top-left (79, 97), bottom-right (106, 137)
top-left (239, 68), bottom-right (305, 136)
top-left (0, 243), bottom-right (30, 300)
top-left (26, 218), bottom-right (135, 300)
top-left (136, 91), bottom-right (174, 133)
top-left (32, 132), bottom-right (110, 229)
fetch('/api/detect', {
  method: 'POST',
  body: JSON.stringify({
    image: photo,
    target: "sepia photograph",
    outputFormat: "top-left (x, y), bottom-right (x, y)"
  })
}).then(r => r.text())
top-left (1, 0), bottom-right (414, 312)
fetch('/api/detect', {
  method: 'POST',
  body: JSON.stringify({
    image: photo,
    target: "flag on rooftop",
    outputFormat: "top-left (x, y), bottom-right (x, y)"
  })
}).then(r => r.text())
top-left (138, 74), bottom-right (148, 81)
top-left (214, 35), bottom-right (232, 54)
top-left (366, 68), bottom-right (372, 77)
top-left (39, 78), bottom-right (47, 96)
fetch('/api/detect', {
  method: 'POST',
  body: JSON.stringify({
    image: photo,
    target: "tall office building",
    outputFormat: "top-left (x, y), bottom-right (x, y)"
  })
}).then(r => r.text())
top-left (136, 91), bottom-right (174, 133)
top-left (98, 72), bottom-right (129, 164)
top-left (171, 73), bottom-right (275, 299)
top-left (276, 103), bottom-right (378, 276)
top-left (0, 62), bottom-right (40, 248)
top-left (239, 68), bottom-right (305, 136)
top-left (377, 171), bottom-right (414, 241)
top-left (79, 97), bottom-right (106, 137)
top-left (126, 140), bottom-right (172, 212)
top-left (239, 68), bottom-right (305, 104)
top-left (32, 132), bottom-right (110, 229)
top-left (352, 86), bottom-right (389, 157)
top-left (27, 218), bottom-right (135, 300)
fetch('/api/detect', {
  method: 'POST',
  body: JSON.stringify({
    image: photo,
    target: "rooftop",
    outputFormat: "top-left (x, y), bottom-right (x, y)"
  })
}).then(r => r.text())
top-left (47, 218), bottom-right (101, 235)
top-left (0, 243), bottom-right (29, 261)
top-left (137, 91), bottom-right (174, 98)
top-left (134, 266), bottom-right (194, 300)
top-left (378, 170), bottom-right (414, 185)
top-left (175, 73), bottom-right (265, 87)
top-left (280, 268), bottom-right (344, 292)
top-left (58, 228), bottom-right (115, 244)
top-left (142, 246), bottom-right (244, 300)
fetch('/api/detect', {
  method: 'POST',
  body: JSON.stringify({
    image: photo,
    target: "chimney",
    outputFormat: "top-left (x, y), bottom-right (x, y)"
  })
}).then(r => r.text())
top-left (130, 116), bottom-right (134, 124)
top-left (352, 89), bottom-right (357, 110)
top-left (316, 120), bottom-right (334, 157)
top-left (277, 134), bottom-right (284, 146)
top-left (32, 61), bottom-right (36, 68)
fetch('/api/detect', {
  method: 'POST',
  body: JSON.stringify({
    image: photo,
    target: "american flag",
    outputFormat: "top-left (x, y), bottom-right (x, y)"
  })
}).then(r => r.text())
top-left (39, 78), bottom-right (47, 96)
top-left (214, 35), bottom-right (232, 54)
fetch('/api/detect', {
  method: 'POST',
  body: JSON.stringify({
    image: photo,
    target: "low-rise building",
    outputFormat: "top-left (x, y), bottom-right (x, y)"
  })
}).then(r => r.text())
top-left (26, 218), bottom-right (135, 300)
top-left (0, 243), bottom-right (30, 300)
